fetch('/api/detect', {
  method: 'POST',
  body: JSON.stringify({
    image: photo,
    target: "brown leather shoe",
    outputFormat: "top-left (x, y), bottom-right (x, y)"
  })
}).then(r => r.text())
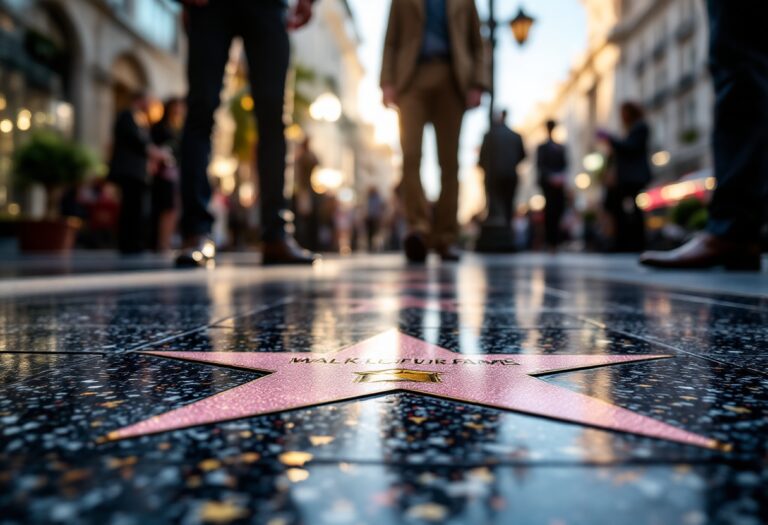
top-left (262, 236), bottom-right (318, 266)
top-left (436, 244), bottom-right (462, 262)
top-left (640, 234), bottom-right (761, 271)
top-left (403, 232), bottom-right (428, 263)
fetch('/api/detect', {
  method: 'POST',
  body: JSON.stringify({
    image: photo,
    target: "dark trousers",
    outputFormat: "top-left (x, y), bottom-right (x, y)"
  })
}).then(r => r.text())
top-left (180, 1), bottom-right (289, 241)
top-left (543, 186), bottom-right (565, 248)
top-left (706, 0), bottom-right (768, 242)
top-left (604, 185), bottom-right (645, 252)
top-left (365, 218), bottom-right (380, 252)
top-left (118, 179), bottom-right (149, 254)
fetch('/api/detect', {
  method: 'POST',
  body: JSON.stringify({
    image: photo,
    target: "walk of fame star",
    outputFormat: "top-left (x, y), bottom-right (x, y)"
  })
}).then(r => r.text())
top-left (104, 330), bottom-right (721, 449)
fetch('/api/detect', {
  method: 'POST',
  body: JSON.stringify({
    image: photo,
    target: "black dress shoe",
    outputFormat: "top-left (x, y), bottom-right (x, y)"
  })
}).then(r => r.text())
top-left (175, 237), bottom-right (216, 268)
top-left (436, 244), bottom-right (461, 262)
top-left (262, 237), bottom-right (318, 266)
top-left (403, 232), bottom-right (428, 263)
top-left (640, 234), bottom-right (761, 271)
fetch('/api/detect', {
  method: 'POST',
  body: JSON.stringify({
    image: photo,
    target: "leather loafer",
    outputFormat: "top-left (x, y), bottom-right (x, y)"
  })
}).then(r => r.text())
top-left (176, 236), bottom-right (216, 268)
top-left (640, 234), bottom-right (761, 271)
top-left (262, 236), bottom-right (318, 266)
top-left (403, 232), bottom-right (428, 263)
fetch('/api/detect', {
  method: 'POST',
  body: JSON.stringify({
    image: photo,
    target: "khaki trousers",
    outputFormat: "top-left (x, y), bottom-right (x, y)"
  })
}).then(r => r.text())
top-left (398, 62), bottom-right (465, 248)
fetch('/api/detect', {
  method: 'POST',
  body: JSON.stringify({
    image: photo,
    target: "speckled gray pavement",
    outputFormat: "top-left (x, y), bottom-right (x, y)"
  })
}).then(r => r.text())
top-left (0, 253), bottom-right (766, 525)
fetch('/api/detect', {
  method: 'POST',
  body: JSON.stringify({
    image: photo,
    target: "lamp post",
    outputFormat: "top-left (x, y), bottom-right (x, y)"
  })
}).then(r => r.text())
top-left (476, 2), bottom-right (536, 253)
top-left (486, 2), bottom-right (535, 128)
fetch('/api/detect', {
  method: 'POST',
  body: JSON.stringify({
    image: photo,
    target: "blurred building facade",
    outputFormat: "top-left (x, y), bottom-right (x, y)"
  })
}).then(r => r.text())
top-left (612, 0), bottom-right (711, 179)
top-left (290, 0), bottom-right (395, 207)
top-left (519, 0), bottom-right (712, 212)
top-left (0, 0), bottom-right (185, 217)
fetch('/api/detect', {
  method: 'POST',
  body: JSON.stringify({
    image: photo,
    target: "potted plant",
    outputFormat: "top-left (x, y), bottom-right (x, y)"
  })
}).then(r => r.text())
top-left (13, 131), bottom-right (98, 252)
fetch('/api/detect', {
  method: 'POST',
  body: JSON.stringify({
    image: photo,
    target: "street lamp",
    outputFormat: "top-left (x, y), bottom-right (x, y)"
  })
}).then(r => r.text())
top-left (476, 2), bottom-right (536, 253)
top-left (509, 8), bottom-right (536, 46)
top-left (486, 2), bottom-right (536, 126)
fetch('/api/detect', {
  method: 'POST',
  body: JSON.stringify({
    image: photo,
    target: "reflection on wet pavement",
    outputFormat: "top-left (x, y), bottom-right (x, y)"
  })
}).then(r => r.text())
top-left (0, 255), bottom-right (767, 524)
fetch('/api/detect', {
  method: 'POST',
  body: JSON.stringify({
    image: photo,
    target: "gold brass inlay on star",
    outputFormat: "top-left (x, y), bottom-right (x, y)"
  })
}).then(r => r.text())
top-left (354, 368), bottom-right (443, 384)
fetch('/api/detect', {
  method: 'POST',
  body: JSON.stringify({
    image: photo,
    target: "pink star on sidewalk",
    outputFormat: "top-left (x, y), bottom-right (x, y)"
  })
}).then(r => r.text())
top-left (104, 330), bottom-right (720, 449)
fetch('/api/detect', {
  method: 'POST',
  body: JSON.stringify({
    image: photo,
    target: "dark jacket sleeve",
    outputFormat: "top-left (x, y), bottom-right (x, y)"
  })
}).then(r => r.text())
top-left (611, 122), bottom-right (652, 188)
top-left (115, 111), bottom-right (149, 155)
top-left (610, 123), bottom-right (649, 157)
top-left (109, 111), bottom-right (150, 183)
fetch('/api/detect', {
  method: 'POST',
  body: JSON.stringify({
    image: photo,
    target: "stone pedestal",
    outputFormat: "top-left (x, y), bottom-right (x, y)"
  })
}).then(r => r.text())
top-left (475, 221), bottom-right (516, 253)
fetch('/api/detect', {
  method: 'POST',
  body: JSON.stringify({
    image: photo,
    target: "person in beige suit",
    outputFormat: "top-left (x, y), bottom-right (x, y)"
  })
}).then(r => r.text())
top-left (381, 0), bottom-right (488, 262)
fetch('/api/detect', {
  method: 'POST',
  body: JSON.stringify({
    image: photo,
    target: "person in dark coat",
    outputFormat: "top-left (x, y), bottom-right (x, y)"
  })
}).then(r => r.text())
top-left (641, 0), bottom-right (768, 270)
top-left (479, 110), bottom-right (526, 227)
top-left (536, 120), bottom-right (568, 251)
top-left (150, 97), bottom-right (184, 252)
top-left (108, 92), bottom-right (156, 254)
top-left (598, 102), bottom-right (652, 252)
top-left (174, 0), bottom-right (318, 267)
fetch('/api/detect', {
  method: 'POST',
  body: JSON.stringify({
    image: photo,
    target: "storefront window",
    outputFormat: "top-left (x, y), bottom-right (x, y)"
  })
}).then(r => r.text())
top-left (0, 6), bottom-right (74, 215)
top-left (94, 0), bottom-right (181, 53)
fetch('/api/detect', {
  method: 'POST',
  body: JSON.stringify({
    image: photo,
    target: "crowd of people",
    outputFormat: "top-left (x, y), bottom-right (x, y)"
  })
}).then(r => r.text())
top-left (105, 93), bottom-right (184, 254)
top-left (473, 103), bottom-right (652, 255)
top-left (70, 0), bottom-right (765, 272)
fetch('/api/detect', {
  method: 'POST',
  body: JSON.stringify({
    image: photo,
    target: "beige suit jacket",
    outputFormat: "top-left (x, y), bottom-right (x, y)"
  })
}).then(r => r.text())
top-left (380, 0), bottom-right (489, 97)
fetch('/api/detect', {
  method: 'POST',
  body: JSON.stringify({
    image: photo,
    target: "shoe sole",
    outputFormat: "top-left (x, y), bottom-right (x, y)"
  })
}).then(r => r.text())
top-left (640, 257), bottom-right (761, 271)
top-left (175, 256), bottom-right (206, 268)
top-left (262, 259), bottom-right (316, 266)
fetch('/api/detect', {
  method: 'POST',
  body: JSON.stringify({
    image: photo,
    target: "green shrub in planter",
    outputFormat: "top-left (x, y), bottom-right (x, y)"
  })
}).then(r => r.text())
top-left (13, 131), bottom-right (98, 217)
top-left (687, 208), bottom-right (709, 231)
top-left (669, 197), bottom-right (705, 229)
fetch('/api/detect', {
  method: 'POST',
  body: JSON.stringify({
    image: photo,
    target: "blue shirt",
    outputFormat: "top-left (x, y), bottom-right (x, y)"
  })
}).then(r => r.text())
top-left (420, 0), bottom-right (450, 60)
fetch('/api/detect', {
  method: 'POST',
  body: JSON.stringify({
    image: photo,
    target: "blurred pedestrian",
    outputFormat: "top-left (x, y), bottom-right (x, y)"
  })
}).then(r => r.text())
top-left (317, 192), bottom-right (337, 252)
top-left (385, 183), bottom-right (407, 251)
top-left (108, 91), bottom-right (161, 254)
top-left (365, 186), bottom-right (385, 252)
top-left (381, 0), bottom-right (487, 262)
top-left (597, 102), bottom-right (651, 252)
top-left (150, 97), bottom-right (184, 253)
top-left (209, 178), bottom-right (230, 248)
top-left (641, 0), bottom-right (768, 270)
top-left (293, 136), bottom-right (319, 251)
top-left (479, 110), bottom-right (526, 227)
top-left (175, 0), bottom-right (317, 267)
top-left (82, 179), bottom-right (120, 249)
top-left (536, 119), bottom-right (568, 252)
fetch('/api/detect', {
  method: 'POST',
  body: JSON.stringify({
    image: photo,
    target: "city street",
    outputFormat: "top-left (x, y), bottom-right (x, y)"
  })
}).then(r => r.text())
top-left (1, 253), bottom-right (766, 524)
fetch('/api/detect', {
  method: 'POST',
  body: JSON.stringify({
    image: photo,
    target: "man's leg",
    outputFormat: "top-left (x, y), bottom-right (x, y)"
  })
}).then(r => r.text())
top-left (706, 0), bottom-right (768, 242)
top-left (543, 188), bottom-right (557, 248)
top-left (241, 2), bottom-right (290, 243)
top-left (179, 4), bottom-right (233, 243)
top-left (398, 85), bottom-right (431, 240)
top-left (431, 68), bottom-right (465, 250)
top-left (640, 0), bottom-right (767, 268)
top-left (118, 180), bottom-right (148, 254)
top-left (397, 73), bottom-right (432, 262)
top-left (240, 3), bottom-right (315, 264)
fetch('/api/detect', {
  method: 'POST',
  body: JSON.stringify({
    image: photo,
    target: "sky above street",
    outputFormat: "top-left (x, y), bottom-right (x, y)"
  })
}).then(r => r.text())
top-left (347, 0), bottom-right (588, 215)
